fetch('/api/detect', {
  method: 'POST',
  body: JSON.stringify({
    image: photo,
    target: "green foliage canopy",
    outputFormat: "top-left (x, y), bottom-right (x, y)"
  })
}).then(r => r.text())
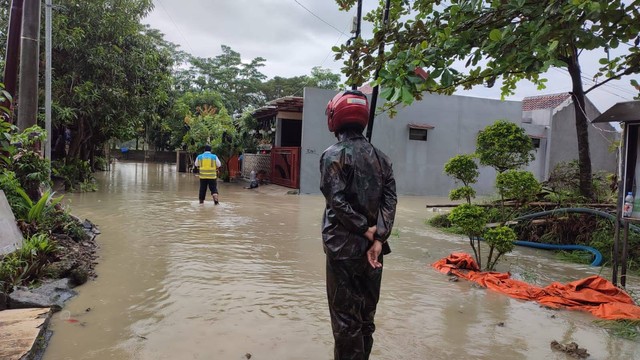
top-left (448, 204), bottom-right (487, 238)
top-left (476, 120), bottom-right (534, 173)
top-left (496, 170), bottom-right (542, 204)
top-left (335, 0), bottom-right (640, 199)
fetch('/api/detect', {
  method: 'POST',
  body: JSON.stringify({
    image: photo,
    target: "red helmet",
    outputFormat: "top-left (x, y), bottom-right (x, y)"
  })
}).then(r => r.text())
top-left (326, 90), bottom-right (369, 133)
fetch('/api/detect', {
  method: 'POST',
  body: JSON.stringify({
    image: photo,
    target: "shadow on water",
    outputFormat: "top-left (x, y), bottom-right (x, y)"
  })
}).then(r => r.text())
top-left (43, 162), bottom-right (640, 360)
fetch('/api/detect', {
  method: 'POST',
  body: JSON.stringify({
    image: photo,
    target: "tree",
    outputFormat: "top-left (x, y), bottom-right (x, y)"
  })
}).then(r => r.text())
top-left (182, 104), bottom-right (236, 178)
top-left (190, 45), bottom-right (267, 115)
top-left (50, 0), bottom-right (173, 168)
top-left (162, 90), bottom-right (226, 151)
top-left (448, 203), bottom-right (488, 269)
top-left (476, 120), bottom-right (534, 173)
top-left (444, 154), bottom-right (479, 204)
top-left (260, 66), bottom-right (341, 101)
top-left (335, 0), bottom-right (640, 199)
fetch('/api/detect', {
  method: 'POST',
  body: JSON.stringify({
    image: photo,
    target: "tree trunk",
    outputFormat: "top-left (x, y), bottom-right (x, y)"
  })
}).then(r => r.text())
top-left (567, 49), bottom-right (594, 200)
top-left (67, 118), bottom-right (84, 159)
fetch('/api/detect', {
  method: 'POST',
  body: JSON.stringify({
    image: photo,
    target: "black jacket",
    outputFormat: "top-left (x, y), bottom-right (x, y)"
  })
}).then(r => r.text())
top-left (320, 131), bottom-right (397, 260)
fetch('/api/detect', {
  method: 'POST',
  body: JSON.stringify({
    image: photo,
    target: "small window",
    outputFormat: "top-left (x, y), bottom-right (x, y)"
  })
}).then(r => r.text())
top-left (531, 137), bottom-right (541, 148)
top-left (409, 128), bottom-right (428, 141)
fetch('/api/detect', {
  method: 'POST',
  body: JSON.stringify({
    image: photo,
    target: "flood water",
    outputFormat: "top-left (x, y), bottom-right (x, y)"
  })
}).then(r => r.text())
top-left (43, 162), bottom-right (640, 360)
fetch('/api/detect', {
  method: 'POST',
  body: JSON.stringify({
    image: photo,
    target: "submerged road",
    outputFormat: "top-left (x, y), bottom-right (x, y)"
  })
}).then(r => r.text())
top-left (44, 162), bottom-right (640, 359)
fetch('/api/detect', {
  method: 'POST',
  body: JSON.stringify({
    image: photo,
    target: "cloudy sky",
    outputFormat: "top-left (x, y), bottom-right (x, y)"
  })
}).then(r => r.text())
top-left (143, 0), bottom-right (638, 113)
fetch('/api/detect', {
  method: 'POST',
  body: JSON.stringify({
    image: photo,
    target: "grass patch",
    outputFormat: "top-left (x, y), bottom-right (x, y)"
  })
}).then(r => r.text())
top-left (555, 250), bottom-right (593, 265)
top-left (594, 320), bottom-right (640, 340)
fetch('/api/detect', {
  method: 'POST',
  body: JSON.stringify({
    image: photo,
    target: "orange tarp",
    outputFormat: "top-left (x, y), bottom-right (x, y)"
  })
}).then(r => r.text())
top-left (432, 253), bottom-right (640, 320)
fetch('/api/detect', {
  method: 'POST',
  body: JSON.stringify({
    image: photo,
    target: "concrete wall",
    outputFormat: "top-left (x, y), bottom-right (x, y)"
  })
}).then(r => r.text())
top-left (0, 191), bottom-right (23, 255)
top-left (110, 150), bottom-right (177, 163)
top-left (300, 88), bottom-right (528, 195)
top-left (547, 99), bottom-right (617, 177)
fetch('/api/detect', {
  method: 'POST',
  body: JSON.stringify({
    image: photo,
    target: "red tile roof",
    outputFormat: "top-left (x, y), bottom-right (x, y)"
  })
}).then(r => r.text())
top-left (522, 93), bottom-right (571, 111)
top-left (358, 83), bottom-right (374, 95)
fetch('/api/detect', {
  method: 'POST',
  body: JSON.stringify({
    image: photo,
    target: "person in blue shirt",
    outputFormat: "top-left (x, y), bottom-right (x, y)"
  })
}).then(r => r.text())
top-left (194, 144), bottom-right (222, 204)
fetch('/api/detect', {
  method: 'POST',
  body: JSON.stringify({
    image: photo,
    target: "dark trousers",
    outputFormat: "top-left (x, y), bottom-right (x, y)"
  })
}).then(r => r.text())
top-left (198, 178), bottom-right (218, 202)
top-left (326, 255), bottom-right (383, 360)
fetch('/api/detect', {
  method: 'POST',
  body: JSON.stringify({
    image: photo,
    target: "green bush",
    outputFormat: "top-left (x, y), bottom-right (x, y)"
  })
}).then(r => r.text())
top-left (449, 204), bottom-right (488, 237)
top-left (484, 226), bottom-right (517, 270)
top-left (444, 154), bottom-right (479, 203)
top-left (476, 120), bottom-right (535, 172)
top-left (41, 209), bottom-right (88, 242)
top-left (0, 170), bottom-right (30, 218)
top-left (545, 161), bottom-right (615, 204)
top-left (10, 126), bottom-right (51, 200)
top-left (449, 204), bottom-right (488, 268)
top-left (496, 170), bottom-right (541, 203)
top-left (449, 186), bottom-right (476, 202)
top-left (428, 213), bottom-right (452, 228)
top-left (93, 156), bottom-right (109, 171)
top-left (0, 233), bottom-right (57, 293)
top-left (52, 159), bottom-right (95, 191)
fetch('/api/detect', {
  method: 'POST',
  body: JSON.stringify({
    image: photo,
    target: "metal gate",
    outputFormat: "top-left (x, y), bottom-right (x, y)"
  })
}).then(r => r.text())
top-left (270, 147), bottom-right (300, 189)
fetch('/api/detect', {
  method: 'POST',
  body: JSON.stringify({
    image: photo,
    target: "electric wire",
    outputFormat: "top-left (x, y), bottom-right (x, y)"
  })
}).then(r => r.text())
top-left (293, 0), bottom-right (349, 36)
top-left (156, 0), bottom-right (197, 55)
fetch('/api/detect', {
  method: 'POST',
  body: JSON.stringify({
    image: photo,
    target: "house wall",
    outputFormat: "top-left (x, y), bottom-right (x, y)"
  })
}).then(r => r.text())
top-left (523, 108), bottom-right (553, 126)
top-left (300, 88), bottom-right (531, 196)
top-left (547, 99), bottom-right (617, 177)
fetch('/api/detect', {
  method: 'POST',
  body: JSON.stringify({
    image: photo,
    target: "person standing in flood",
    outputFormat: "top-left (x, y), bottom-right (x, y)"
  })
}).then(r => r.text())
top-left (320, 90), bottom-right (397, 360)
top-left (195, 144), bottom-right (221, 205)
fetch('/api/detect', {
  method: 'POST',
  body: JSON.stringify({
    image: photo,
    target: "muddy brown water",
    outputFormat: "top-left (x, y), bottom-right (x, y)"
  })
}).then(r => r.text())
top-left (43, 162), bottom-right (640, 360)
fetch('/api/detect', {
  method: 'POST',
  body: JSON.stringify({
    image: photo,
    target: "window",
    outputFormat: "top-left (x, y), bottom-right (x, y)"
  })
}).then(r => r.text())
top-left (408, 123), bottom-right (433, 141)
top-left (530, 137), bottom-right (541, 149)
top-left (409, 128), bottom-right (428, 141)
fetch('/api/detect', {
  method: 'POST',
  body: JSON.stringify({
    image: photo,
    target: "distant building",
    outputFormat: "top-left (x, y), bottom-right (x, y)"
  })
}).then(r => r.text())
top-left (251, 88), bottom-right (618, 196)
top-left (521, 93), bottom-right (617, 180)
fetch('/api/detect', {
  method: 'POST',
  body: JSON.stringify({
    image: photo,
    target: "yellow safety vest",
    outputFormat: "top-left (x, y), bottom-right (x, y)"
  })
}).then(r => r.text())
top-left (199, 155), bottom-right (218, 179)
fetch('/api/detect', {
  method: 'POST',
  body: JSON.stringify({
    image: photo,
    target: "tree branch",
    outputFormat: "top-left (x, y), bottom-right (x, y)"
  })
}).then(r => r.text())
top-left (585, 65), bottom-right (640, 94)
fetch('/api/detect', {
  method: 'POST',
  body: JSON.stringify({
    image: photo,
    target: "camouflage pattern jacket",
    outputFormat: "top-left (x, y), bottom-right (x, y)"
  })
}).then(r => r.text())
top-left (320, 131), bottom-right (397, 260)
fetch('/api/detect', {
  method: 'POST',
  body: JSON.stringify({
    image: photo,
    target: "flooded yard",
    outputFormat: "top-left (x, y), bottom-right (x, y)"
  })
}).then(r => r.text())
top-left (43, 162), bottom-right (640, 360)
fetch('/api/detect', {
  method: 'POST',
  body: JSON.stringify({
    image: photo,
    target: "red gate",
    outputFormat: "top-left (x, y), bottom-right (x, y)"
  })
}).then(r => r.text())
top-left (270, 147), bottom-right (300, 189)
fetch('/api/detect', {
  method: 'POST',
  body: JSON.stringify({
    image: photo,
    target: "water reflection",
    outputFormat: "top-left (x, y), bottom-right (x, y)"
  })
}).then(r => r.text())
top-left (43, 162), bottom-right (640, 360)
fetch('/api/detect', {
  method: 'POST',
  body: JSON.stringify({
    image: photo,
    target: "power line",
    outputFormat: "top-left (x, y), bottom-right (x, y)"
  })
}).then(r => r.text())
top-left (551, 67), bottom-right (636, 99)
top-left (293, 0), bottom-right (349, 36)
top-left (291, 23), bottom-right (351, 97)
top-left (156, 0), bottom-right (196, 54)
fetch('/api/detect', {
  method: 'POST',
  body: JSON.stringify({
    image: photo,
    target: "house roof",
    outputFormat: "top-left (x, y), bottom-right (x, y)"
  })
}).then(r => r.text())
top-left (358, 84), bottom-right (374, 95)
top-left (592, 101), bottom-right (640, 123)
top-left (252, 96), bottom-right (304, 119)
top-left (522, 93), bottom-right (571, 111)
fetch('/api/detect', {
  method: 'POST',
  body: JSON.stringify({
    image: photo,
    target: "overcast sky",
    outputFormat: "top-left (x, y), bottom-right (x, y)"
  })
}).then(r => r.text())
top-left (143, 0), bottom-right (638, 113)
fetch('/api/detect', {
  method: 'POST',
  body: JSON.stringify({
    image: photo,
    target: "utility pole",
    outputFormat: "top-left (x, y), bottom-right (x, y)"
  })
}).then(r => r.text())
top-left (366, 0), bottom-right (391, 142)
top-left (16, 0), bottom-right (41, 131)
top-left (2, 0), bottom-right (25, 121)
top-left (350, 0), bottom-right (363, 90)
top-left (45, 0), bottom-right (52, 161)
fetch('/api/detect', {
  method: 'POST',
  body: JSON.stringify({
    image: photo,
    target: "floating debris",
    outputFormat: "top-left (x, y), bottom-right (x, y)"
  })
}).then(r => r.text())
top-left (550, 340), bottom-right (589, 359)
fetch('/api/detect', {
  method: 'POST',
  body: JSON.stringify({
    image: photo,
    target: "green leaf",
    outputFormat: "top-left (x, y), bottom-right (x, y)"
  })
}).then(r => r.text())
top-left (379, 87), bottom-right (394, 99)
top-left (441, 69), bottom-right (453, 87)
top-left (390, 87), bottom-right (402, 102)
top-left (401, 87), bottom-right (414, 104)
top-left (548, 40), bottom-right (558, 52)
top-left (610, 38), bottom-right (619, 49)
top-left (489, 29), bottom-right (502, 41)
top-left (598, 58), bottom-right (609, 65)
